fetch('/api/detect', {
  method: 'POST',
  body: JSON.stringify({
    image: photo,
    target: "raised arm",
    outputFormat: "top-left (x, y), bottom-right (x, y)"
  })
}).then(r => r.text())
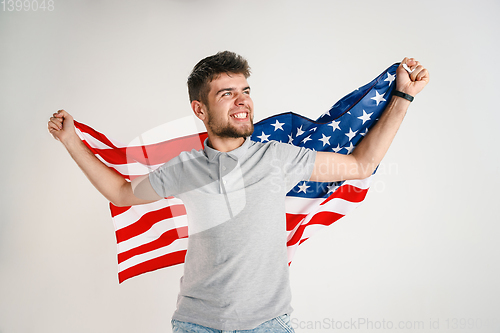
top-left (48, 110), bottom-right (162, 207)
top-left (310, 57), bottom-right (429, 182)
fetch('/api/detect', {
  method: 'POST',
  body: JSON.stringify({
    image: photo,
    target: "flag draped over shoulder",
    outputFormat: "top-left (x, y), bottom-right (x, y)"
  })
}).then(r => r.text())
top-left (74, 63), bottom-right (399, 283)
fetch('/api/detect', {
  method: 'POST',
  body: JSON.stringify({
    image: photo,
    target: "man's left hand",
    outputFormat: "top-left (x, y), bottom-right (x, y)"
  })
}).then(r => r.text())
top-left (395, 57), bottom-right (430, 97)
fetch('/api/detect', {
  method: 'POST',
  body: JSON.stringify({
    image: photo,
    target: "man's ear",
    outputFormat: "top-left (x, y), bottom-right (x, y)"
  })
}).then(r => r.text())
top-left (191, 100), bottom-right (207, 121)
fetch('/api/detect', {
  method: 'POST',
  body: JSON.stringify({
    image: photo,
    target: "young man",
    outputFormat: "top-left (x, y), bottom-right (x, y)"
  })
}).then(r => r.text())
top-left (48, 51), bottom-right (429, 332)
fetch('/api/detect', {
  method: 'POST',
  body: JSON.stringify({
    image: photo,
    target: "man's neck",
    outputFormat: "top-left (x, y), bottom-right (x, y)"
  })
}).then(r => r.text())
top-left (207, 135), bottom-right (246, 152)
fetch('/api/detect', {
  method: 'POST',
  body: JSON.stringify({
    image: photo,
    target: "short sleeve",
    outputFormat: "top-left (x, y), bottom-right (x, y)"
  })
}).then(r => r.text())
top-left (148, 156), bottom-right (182, 198)
top-left (272, 142), bottom-right (317, 192)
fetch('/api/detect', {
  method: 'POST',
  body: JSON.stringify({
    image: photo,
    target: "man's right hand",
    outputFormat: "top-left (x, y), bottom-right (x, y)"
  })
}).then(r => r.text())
top-left (47, 109), bottom-right (162, 207)
top-left (48, 109), bottom-right (78, 144)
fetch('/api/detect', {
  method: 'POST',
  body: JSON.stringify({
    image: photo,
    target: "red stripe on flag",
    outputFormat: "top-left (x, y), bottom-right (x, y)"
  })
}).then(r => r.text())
top-left (74, 121), bottom-right (121, 149)
top-left (117, 226), bottom-right (189, 264)
top-left (115, 204), bottom-right (187, 243)
top-left (118, 250), bottom-right (187, 283)
top-left (109, 203), bottom-right (131, 217)
top-left (321, 184), bottom-right (368, 205)
top-left (78, 125), bottom-right (209, 166)
top-left (286, 213), bottom-right (307, 232)
top-left (286, 211), bottom-right (345, 247)
top-left (119, 133), bottom-right (208, 165)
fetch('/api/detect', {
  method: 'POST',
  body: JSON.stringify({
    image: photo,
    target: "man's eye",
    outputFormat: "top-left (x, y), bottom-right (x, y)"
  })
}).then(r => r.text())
top-left (223, 92), bottom-right (231, 96)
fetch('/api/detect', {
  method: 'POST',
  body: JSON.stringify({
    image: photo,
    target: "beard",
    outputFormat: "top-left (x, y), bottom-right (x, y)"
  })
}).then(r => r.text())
top-left (206, 109), bottom-right (254, 139)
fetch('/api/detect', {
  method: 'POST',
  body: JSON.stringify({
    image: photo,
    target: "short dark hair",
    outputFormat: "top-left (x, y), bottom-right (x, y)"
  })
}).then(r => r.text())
top-left (187, 51), bottom-right (251, 105)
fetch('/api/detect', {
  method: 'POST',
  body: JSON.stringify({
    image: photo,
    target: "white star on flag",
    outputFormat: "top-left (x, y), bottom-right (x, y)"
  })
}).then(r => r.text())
top-left (327, 183), bottom-right (339, 193)
top-left (296, 126), bottom-right (305, 137)
top-left (271, 119), bottom-right (285, 131)
top-left (297, 182), bottom-right (310, 194)
top-left (371, 91), bottom-right (386, 106)
top-left (345, 128), bottom-right (358, 141)
top-left (360, 128), bottom-right (369, 136)
top-left (357, 110), bottom-right (373, 125)
top-left (301, 135), bottom-right (312, 144)
top-left (384, 72), bottom-right (396, 86)
top-left (257, 131), bottom-right (270, 142)
top-left (318, 133), bottom-right (331, 147)
top-left (344, 142), bottom-right (355, 154)
top-left (332, 144), bottom-right (342, 153)
top-left (328, 120), bottom-right (341, 132)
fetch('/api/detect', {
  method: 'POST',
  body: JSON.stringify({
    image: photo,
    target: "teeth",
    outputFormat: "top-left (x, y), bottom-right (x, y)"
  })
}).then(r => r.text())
top-left (233, 112), bottom-right (247, 119)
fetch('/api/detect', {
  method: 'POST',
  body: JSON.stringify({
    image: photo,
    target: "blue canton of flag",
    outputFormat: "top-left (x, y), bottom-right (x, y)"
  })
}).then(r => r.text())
top-left (250, 63), bottom-right (399, 199)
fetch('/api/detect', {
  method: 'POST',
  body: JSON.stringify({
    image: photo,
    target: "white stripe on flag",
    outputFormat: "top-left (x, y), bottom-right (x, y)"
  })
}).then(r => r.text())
top-left (313, 198), bottom-right (362, 218)
top-left (76, 127), bottom-right (116, 149)
top-left (285, 197), bottom-right (324, 215)
top-left (94, 154), bottom-right (163, 176)
top-left (298, 223), bottom-right (332, 241)
top-left (344, 177), bottom-right (372, 189)
top-left (127, 115), bottom-right (206, 146)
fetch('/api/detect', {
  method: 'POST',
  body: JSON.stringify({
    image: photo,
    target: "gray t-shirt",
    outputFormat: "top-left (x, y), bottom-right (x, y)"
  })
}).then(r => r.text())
top-left (149, 137), bottom-right (316, 330)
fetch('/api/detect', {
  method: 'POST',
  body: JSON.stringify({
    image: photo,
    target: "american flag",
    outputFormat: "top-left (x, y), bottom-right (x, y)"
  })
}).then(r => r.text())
top-left (74, 63), bottom-right (398, 283)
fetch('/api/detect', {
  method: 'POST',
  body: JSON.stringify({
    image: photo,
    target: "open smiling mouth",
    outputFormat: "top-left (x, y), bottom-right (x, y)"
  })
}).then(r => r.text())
top-left (231, 112), bottom-right (248, 119)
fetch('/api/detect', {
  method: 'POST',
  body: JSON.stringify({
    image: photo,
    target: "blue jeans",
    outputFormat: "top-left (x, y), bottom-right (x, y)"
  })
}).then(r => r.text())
top-left (171, 314), bottom-right (295, 333)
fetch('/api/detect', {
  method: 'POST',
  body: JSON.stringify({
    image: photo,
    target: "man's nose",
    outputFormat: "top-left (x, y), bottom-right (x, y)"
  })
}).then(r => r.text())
top-left (234, 93), bottom-right (247, 105)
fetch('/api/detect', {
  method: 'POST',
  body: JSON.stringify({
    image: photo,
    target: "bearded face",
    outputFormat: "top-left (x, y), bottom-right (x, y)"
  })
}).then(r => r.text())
top-left (202, 73), bottom-right (255, 140)
top-left (206, 105), bottom-right (254, 139)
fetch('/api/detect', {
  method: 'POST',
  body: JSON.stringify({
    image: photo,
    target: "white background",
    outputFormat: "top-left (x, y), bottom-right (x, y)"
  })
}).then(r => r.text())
top-left (1, 0), bottom-right (499, 332)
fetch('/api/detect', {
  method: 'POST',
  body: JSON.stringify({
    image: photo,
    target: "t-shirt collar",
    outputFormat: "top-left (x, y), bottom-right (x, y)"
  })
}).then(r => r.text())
top-left (204, 137), bottom-right (251, 161)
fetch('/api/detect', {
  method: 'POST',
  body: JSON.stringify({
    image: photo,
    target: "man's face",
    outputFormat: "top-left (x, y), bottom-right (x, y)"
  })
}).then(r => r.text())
top-left (203, 72), bottom-right (254, 139)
